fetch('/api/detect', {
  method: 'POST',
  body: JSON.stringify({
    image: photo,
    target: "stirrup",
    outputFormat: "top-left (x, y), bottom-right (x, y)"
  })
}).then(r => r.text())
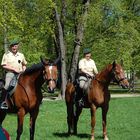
top-left (0, 101), bottom-right (8, 109)
top-left (78, 98), bottom-right (85, 107)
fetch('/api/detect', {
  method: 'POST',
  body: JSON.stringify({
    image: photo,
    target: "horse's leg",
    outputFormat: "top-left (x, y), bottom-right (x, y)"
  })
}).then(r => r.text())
top-left (16, 108), bottom-right (25, 140)
top-left (73, 105), bottom-right (82, 135)
top-left (90, 104), bottom-right (96, 140)
top-left (30, 108), bottom-right (39, 140)
top-left (0, 110), bottom-right (7, 125)
top-left (65, 83), bottom-right (76, 135)
top-left (102, 103), bottom-right (109, 140)
top-left (66, 102), bottom-right (74, 135)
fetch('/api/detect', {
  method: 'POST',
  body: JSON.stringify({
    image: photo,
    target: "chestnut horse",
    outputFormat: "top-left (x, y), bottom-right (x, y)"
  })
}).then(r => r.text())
top-left (0, 57), bottom-right (58, 140)
top-left (65, 61), bottom-right (129, 140)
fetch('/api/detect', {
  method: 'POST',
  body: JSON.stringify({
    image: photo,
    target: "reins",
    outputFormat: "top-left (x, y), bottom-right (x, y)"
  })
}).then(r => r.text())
top-left (94, 78), bottom-right (107, 84)
top-left (17, 80), bottom-right (30, 108)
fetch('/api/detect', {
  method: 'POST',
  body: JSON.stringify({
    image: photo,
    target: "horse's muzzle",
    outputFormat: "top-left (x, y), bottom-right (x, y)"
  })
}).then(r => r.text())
top-left (47, 87), bottom-right (55, 93)
top-left (120, 81), bottom-right (130, 89)
top-left (121, 84), bottom-right (129, 89)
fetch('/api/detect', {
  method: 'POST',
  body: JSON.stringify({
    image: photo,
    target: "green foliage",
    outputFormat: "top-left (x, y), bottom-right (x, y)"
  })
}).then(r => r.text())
top-left (0, 0), bottom-right (139, 73)
top-left (83, 0), bottom-right (140, 71)
top-left (0, 0), bottom-right (56, 66)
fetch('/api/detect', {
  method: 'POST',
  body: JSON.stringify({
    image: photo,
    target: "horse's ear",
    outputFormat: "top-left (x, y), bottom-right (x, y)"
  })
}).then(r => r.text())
top-left (112, 60), bottom-right (116, 68)
top-left (40, 56), bottom-right (48, 65)
top-left (54, 56), bottom-right (61, 65)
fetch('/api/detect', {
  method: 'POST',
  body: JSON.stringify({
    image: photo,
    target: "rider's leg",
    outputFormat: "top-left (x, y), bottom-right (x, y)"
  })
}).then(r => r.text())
top-left (0, 88), bottom-right (8, 109)
top-left (0, 72), bottom-right (14, 109)
top-left (78, 78), bottom-right (91, 107)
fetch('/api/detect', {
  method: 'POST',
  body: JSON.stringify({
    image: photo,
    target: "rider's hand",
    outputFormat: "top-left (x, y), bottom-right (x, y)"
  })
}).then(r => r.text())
top-left (13, 68), bottom-right (21, 74)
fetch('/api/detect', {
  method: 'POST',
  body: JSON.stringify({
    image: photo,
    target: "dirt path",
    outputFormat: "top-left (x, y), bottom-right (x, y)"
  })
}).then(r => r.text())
top-left (111, 93), bottom-right (140, 98)
top-left (43, 93), bottom-right (140, 101)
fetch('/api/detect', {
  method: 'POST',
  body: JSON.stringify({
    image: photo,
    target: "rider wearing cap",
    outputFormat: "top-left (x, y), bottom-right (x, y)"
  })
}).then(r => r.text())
top-left (79, 48), bottom-right (98, 76)
top-left (0, 40), bottom-right (27, 109)
top-left (78, 48), bottom-right (98, 106)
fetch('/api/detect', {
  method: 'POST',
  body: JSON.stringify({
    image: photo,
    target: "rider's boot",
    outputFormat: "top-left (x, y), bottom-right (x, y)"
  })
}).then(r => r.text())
top-left (0, 88), bottom-right (8, 109)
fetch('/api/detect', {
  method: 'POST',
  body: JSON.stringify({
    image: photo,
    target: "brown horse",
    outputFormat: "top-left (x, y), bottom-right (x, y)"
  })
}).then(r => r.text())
top-left (65, 61), bottom-right (129, 140)
top-left (0, 57), bottom-right (58, 140)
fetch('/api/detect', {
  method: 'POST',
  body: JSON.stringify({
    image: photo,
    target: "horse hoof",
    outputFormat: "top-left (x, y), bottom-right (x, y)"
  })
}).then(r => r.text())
top-left (91, 136), bottom-right (95, 140)
top-left (104, 136), bottom-right (109, 140)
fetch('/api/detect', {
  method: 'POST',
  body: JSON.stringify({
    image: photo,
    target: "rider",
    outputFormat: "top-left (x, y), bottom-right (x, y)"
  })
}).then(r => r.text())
top-left (78, 48), bottom-right (98, 106)
top-left (0, 40), bottom-right (27, 109)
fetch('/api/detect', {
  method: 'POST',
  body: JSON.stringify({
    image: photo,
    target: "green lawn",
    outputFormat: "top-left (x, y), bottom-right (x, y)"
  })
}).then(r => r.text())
top-left (2, 97), bottom-right (140, 140)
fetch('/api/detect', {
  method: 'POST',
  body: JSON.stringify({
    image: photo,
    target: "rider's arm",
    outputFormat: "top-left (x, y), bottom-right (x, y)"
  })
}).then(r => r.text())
top-left (93, 65), bottom-right (98, 75)
top-left (1, 64), bottom-right (20, 73)
top-left (21, 54), bottom-right (27, 72)
top-left (22, 65), bottom-right (26, 71)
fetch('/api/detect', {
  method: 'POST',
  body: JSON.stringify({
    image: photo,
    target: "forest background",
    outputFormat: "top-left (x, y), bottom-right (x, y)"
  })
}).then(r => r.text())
top-left (0, 0), bottom-right (139, 98)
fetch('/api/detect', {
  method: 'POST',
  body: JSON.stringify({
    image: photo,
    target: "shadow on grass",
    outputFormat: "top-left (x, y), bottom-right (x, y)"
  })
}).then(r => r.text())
top-left (53, 132), bottom-right (70, 138)
top-left (53, 132), bottom-right (90, 138)
top-left (72, 133), bottom-right (90, 138)
top-left (53, 132), bottom-right (103, 139)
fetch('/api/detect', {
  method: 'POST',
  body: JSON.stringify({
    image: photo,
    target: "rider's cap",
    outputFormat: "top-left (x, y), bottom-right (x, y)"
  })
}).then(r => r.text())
top-left (9, 40), bottom-right (19, 47)
top-left (83, 48), bottom-right (91, 54)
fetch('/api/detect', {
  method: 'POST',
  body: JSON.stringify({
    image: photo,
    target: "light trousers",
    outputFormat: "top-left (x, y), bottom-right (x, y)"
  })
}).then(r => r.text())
top-left (4, 72), bottom-right (15, 90)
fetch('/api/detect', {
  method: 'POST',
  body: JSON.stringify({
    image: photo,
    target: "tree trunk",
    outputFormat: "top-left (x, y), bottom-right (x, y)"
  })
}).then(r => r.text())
top-left (54, 2), bottom-right (67, 99)
top-left (69, 0), bottom-right (90, 82)
top-left (3, 4), bottom-right (8, 52)
top-left (61, 0), bottom-right (66, 32)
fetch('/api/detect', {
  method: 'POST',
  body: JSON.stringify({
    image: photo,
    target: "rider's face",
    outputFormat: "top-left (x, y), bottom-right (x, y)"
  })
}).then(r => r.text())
top-left (10, 45), bottom-right (19, 54)
top-left (85, 53), bottom-right (91, 60)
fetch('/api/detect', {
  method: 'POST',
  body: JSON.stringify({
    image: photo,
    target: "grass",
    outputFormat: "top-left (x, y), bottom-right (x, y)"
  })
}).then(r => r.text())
top-left (2, 97), bottom-right (140, 140)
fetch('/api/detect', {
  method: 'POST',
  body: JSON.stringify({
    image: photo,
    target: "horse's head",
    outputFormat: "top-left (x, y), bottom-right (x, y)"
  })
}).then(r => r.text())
top-left (45, 63), bottom-right (58, 93)
top-left (41, 57), bottom-right (58, 93)
top-left (111, 61), bottom-right (129, 89)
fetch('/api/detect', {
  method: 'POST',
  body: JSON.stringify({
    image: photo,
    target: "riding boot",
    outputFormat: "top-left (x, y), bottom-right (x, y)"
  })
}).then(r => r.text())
top-left (78, 88), bottom-right (87, 107)
top-left (0, 88), bottom-right (8, 109)
top-left (78, 93), bottom-right (86, 107)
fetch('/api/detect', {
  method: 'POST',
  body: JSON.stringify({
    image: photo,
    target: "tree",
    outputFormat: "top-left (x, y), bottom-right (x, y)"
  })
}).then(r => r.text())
top-left (69, 0), bottom-right (90, 82)
top-left (0, 0), bottom-right (140, 97)
top-left (54, 0), bottom-right (67, 99)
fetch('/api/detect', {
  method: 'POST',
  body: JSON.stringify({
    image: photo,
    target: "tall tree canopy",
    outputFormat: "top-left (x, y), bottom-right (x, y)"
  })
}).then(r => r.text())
top-left (0, 0), bottom-right (139, 97)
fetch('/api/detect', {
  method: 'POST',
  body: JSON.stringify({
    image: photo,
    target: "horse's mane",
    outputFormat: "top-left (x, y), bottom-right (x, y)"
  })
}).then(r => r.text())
top-left (22, 62), bottom-right (44, 75)
top-left (102, 64), bottom-right (112, 72)
top-left (96, 63), bottom-right (113, 78)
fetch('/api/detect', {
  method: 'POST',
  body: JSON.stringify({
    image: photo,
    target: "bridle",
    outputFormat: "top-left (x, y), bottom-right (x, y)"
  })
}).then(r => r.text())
top-left (40, 56), bottom-right (59, 85)
top-left (111, 68), bottom-right (127, 85)
top-left (94, 66), bottom-right (127, 85)
top-left (47, 78), bottom-right (57, 85)
top-left (43, 65), bottom-right (57, 84)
